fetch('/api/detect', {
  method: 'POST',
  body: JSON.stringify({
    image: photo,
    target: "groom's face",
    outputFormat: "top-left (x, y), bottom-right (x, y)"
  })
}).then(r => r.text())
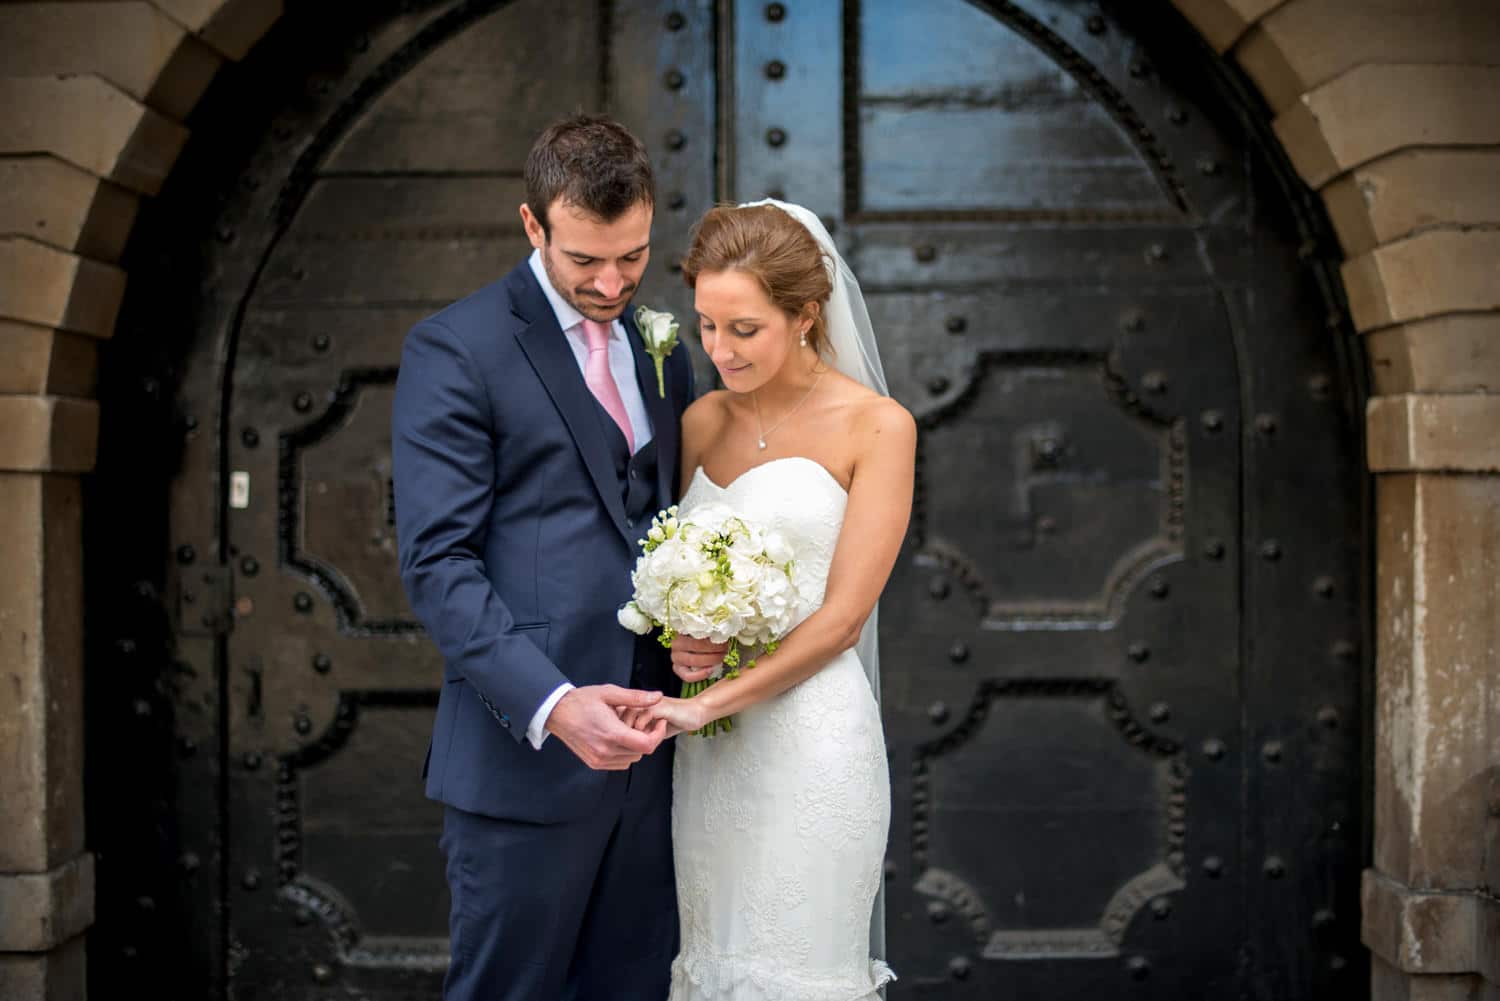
top-left (522, 198), bottom-right (653, 323)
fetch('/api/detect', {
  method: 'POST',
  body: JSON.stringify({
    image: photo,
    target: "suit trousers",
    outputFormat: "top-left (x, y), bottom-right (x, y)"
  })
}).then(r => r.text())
top-left (440, 745), bottom-right (677, 1001)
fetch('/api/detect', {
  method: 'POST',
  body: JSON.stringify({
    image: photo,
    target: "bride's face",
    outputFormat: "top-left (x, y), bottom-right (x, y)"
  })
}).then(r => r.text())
top-left (695, 269), bottom-right (809, 392)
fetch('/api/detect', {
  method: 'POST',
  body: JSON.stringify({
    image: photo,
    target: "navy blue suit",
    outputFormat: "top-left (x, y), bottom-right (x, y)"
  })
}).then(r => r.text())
top-left (392, 259), bottom-right (693, 1000)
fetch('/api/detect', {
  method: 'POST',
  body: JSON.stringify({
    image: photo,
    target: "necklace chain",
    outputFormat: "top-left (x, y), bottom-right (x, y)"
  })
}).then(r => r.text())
top-left (753, 372), bottom-right (825, 450)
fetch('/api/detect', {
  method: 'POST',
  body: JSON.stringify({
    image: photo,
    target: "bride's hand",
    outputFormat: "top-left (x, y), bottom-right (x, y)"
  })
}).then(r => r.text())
top-left (671, 635), bottom-right (728, 684)
top-left (643, 695), bottom-right (710, 738)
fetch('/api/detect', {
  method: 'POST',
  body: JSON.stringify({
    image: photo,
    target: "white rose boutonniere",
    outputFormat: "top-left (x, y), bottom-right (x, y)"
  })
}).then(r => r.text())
top-left (634, 305), bottom-right (680, 398)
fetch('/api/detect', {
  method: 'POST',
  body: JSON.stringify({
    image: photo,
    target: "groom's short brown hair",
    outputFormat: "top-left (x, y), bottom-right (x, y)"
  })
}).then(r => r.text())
top-left (524, 114), bottom-right (655, 237)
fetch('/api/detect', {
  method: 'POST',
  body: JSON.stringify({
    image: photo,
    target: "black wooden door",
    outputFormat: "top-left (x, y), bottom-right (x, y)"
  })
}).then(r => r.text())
top-left (114, 1), bottom-right (1365, 998)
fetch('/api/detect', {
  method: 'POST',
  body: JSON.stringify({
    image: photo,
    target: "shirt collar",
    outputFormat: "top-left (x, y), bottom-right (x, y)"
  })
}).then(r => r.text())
top-left (528, 248), bottom-right (619, 339)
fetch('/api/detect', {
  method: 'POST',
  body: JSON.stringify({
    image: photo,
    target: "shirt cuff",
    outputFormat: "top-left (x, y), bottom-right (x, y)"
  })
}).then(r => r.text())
top-left (527, 682), bottom-right (575, 749)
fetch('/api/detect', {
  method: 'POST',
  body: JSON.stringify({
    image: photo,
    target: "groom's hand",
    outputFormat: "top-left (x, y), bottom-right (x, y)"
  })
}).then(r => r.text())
top-left (545, 685), bottom-right (666, 770)
top-left (671, 636), bottom-right (729, 684)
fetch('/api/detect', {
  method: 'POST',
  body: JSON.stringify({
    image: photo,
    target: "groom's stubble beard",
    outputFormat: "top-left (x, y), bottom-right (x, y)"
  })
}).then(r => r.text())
top-left (539, 241), bottom-right (640, 323)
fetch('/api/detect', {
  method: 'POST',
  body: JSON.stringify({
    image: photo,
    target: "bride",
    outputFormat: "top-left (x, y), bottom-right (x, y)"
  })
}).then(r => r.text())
top-left (627, 200), bottom-right (915, 1000)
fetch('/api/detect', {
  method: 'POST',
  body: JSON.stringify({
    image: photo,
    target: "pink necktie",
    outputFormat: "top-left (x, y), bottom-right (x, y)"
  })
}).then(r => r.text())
top-left (581, 319), bottom-right (635, 452)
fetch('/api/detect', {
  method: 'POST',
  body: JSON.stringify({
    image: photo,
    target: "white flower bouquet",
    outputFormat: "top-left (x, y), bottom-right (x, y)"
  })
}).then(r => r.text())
top-left (617, 503), bottom-right (806, 736)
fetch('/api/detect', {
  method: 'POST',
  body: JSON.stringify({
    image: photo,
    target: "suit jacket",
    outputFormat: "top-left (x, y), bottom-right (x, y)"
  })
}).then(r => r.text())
top-left (392, 260), bottom-right (694, 823)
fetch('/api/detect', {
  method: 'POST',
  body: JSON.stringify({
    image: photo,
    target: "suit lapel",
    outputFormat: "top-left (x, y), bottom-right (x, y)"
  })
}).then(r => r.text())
top-left (508, 268), bottom-right (631, 541)
top-left (624, 309), bottom-right (679, 506)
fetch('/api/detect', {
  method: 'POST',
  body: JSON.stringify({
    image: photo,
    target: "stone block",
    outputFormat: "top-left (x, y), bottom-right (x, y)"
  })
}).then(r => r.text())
top-left (152, 0), bottom-right (282, 61)
top-left (0, 935), bottom-right (85, 1001)
top-left (1343, 230), bottom-right (1500, 332)
top-left (1363, 870), bottom-right (1498, 977)
top-left (1323, 149), bottom-right (1500, 258)
top-left (0, 474), bottom-right (85, 873)
top-left (0, 397), bottom-right (99, 474)
top-left (0, 2), bottom-right (221, 121)
top-left (1371, 952), bottom-right (1488, 1001)
top-left (0, 855), bottom-right (95, 952)
top-left (1168, 0), bottom-right (1287, 52)
top-left (1274, 64), bottom-right (1500, 189)
top-left (1366, 315), bottom-right (1500, 396)
top-left (0, 156), bottom-right (139, 261)
top-left (0, 238), bottom-right (125, 339)
top-left (1236, 0), bottom-right (1497, 114)
top-left (0, 75), bottom-right (188, 196)
top-left (1372, 472), bottom-right (1500, 892)
top-left (0, 323), bottom-right (98, 398)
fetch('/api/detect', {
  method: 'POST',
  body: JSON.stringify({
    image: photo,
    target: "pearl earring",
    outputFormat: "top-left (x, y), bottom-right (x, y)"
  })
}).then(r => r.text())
top-left (799, 329), bottom-right (808, 347)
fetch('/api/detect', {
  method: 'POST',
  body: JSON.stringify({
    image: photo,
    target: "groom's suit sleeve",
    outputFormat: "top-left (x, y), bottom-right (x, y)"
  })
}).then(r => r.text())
top-left (392, 317), bottom-right (571, 745)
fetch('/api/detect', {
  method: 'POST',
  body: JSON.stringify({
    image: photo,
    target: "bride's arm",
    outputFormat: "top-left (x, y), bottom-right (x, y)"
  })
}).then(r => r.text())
top-left (658, 398), bottom-right (916, 732)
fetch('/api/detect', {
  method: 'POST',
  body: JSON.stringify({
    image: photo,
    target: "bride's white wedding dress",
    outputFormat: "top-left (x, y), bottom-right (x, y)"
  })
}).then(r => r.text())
top-left (668, 456), bottom-right (895, 1001)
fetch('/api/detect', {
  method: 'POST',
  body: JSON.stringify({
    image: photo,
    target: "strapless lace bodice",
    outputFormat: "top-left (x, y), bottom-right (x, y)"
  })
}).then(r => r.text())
top-left (669, 456), bottom-right (893, 1001)
top-left (679, 456), bottom-right (848, 623)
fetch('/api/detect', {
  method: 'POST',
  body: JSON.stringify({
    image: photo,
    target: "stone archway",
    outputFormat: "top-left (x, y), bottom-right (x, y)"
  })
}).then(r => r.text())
top-left (0, 2), bottom-right (1496, 998)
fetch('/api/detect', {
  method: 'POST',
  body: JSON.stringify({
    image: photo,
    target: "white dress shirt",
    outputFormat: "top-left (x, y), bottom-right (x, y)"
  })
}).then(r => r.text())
top-left (524, 249), bottom-right (654, 748)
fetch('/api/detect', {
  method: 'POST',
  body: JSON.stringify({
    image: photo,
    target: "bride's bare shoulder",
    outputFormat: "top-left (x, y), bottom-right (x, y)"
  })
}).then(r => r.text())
top-left (682, 390), bottom-right (733, 450)
top-left (850, 392), bottom-right (916, 454)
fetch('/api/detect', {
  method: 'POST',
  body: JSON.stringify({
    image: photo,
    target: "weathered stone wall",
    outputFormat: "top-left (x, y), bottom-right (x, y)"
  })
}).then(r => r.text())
top-left (0, 1), bottom-right (1495, 997)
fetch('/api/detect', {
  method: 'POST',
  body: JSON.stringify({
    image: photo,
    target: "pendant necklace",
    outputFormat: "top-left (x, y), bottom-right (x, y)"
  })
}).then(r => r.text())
top-left (753, 372), bottom-right (825, 450)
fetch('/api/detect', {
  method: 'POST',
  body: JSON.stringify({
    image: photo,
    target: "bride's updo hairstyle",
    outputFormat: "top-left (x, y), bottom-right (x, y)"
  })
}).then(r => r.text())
top-left (681, 204), bottom-right (835, 357)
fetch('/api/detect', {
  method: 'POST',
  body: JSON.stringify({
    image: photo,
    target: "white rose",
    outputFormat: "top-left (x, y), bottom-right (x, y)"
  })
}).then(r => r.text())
top-left (616, 603), bottom-right (652, 634)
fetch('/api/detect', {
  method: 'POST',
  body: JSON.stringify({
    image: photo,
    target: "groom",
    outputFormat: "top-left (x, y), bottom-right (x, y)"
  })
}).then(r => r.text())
top-left (392, 115), bottom-right (694, 1001)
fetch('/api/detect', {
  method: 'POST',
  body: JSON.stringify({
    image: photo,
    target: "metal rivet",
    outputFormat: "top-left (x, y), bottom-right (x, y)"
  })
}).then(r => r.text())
top-left (1142, 371), bottom-right (1167, 394)
top-left (179, 851), bottom-right (200, 873)
top-left (1255, 413), bottom-right (1277, 435)
top-left (665, 10), bottom-right (685, 31)
top-left (242, 868), bottom-right (261, 891)
top-left (313, 653), bottom-right (332, 675)
top-left (1313, 908), bottom-right (1335, 929)
top-left (1129, 59), bottom-right (1148, 78)
top-left (945, 315), bottom-right (967, 334)
top-left (914, 244), bottom-right (937, 263)
top-left (312, 333), bottom-right (331, 353)
top-left (243, 751), bottom-right (261, 770)
top-left (1202, 856), bottom-right (1223, 877)
top-left (178, 735), bottom-right (197, 757)
top-left (1127, 955), bottom-right (1150, 980)
top-left (1202, 738), bottom-right (1226, 761)
top-left (664, 69), bottom-right (685, 90)
top-left (1332, 639), bottom-right (1357, 661)
top-left (176, 544), bottom-right (197, 565)
top-left (1203, 538), bottom-right (1225, 560)
top-left (927, 375), bottom-right (949, 395)
top-left (928, 701), bottom-right (949, 725)
top-left (765, 127), bottom-right (787, 147)
top-left (1263, 855), bottom-right (1286, 878)
top-left (1128, 643), bottom-right (1150, 663)
top-left (294, 906), bottom-right (313, 926)
top-left (929, 576), bottom-right (950, 599)
top-left (1086, 14), bottom-right (1105, 33)
top-left (1150, 702), bottom-right (1171, 723)
top-left (234, 595), bottom-right (253, 617)
top-left (241, 428), bottom-right (260, 448)
top-left (132, 696), bottom-right (150, 717)
top-left (665, 129), bottom-right (687, 151)
top-left (1121, 309), bottom-right (1145, 332)
top-left (948, 956), bottom-right (971, 980)
top-left (1146, 243), bottom-right (1167, 263)
top-left (294, 714), bottom-right (312, 735)
top-left (948, 641), bottom-right (969, 663)
top-left (183, 415), bottom-right (199, 432)
top-left (1198, 156), bottom-right (1221, 177)
top-left (765, 2), bottom-right (786, 22)
top-left (216, 227), bottom-right (235, 244)
top-left (311, 963), bottom-right (333, 985)
top-left (240, 556), bottom-right (259, 576)
top-left (1037, 514), bottom-right (1056, 534)
top-left (1259, 540), bottom-right (1282, 562)
top-left (1262, 740), bottom-right (1283, 763)
top-left (1329, 955), bottom-right (1347, 972)
top-left (1317, 706), bottom-right (1339, 729)
top-left (1168, 107), bottom-right (1188, 125)
top-left (1297, 239), bottom-right (1317, 261)
top-left (1200, 410), bottom-right (1223, 432)
top-left (668, 191), bottom-right (686, 210)
top-left (1150, 897), bottom-right (1171, 919)
top-left (293, 591), bottom-right (314, 613)
top-left (927, 900), bottom-right (950, 923)
top-left (1313, 575), bottom-right (1335, 597)
top-left (765, 59), bottom-right (786, 80)
top-left (1149, 577), bottom-right (1169, 599)
top-left (1308, 373), bottom-right (1332, 398)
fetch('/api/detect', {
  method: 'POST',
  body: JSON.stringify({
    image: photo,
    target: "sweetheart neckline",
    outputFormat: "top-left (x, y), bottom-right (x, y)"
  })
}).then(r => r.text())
top-left (692, 455), bottom-right (848, 497)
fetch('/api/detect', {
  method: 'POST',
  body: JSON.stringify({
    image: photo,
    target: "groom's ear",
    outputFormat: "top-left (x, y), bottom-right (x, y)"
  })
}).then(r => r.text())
top-left (519, 203), bottom-right (547, 250)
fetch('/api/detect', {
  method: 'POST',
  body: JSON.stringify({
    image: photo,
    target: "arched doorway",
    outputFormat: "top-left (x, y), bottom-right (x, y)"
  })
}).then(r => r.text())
top-left (85, 1), bottom-right (1369, 997)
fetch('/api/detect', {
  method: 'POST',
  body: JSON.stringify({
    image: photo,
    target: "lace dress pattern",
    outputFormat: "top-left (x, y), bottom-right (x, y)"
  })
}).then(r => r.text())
top-left (669, 458), bottom-right (894, 1001)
